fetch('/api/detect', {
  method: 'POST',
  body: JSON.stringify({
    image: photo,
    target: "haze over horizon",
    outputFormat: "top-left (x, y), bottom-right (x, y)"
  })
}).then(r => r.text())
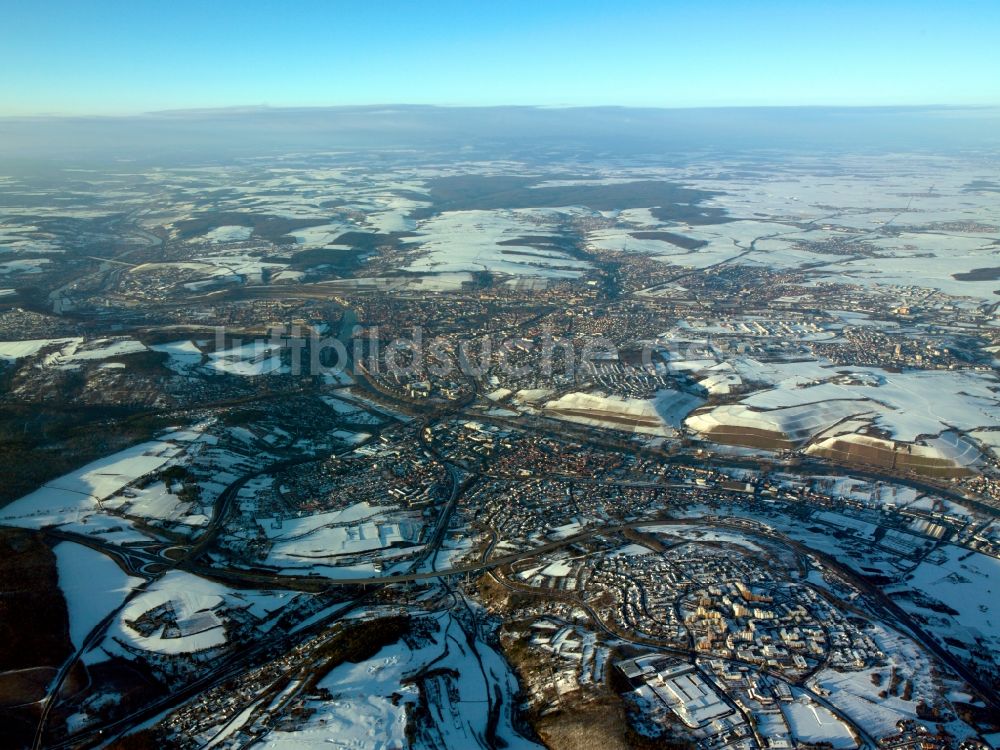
top-left (2, 103), bottom-right (998, 162)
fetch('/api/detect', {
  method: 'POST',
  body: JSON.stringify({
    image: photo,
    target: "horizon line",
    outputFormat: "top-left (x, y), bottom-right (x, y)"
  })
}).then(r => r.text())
top-left (3, 102), bottom-right (1000, 120)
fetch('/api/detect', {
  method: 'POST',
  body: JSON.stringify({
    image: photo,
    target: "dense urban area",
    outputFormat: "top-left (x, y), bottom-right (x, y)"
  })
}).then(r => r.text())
top-left (1, 146), bottom-right (999, 750)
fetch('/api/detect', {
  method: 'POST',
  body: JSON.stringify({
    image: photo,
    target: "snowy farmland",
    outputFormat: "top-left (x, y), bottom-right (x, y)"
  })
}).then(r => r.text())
top-left (55, 542), bottom-right (143, 650)
top-left (0, 336), bottom-right (157, 369)
top-left (206, 340), bottom-right (289, 376)
top-left (685, 357), bottom-right (1000, 470)
top-left (0, 336), bottom-right (81, 361)
top-left (0, 439), bottom-right (185, 530)
top-left (886, 545), bottom-right (1000, 674)
top-left (542, 389), bottom-right (704, 437)
top-left (0, 425), bottom-right (226, 540)
top-left (405, 209), bottom-right (590, 278)
top-left (150, 340), bottom-right (205, 373)
top-left (261, 501), bottom-right (424, 573)
top-left (201, 225), bottom-right (253, 243)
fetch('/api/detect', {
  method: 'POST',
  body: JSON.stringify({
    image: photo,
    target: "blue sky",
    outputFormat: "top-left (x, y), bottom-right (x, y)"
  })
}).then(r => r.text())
top-left (2, 0), bottom-right (998, 115)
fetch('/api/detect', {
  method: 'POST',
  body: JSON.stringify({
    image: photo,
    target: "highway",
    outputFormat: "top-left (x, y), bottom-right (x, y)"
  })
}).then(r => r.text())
top-left (48, 598), bottom-right (366, 750)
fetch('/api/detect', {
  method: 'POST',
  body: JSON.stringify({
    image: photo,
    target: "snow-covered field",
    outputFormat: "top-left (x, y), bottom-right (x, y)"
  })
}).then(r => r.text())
top-left (0, 257), bottom-right (51, 274)
top-left (131, 252), bottom-right (287, 291)
top-left (103, 479), bottom-right (204, 524)
top-left (808, 618), bottom-right (979, 740)
top-left (638, 524), bottom-right (766, 553)
top-left (287, 221), bottom-right (351, 248)
top-left (0, 337), bottom-right (81, 361)
top-left (262, 501), bottom-right (423, 570)
top-left (96, 570), bottom-right (291, 659)
top-left (0, 439), bottom-right (185, 529)
top-left (207, 341), bottom-right (289, 376)
top-left (692, 157), bottom-right (1000, 301)
top-left (543, 389), bottom-right (703, 437)
top-left (260, 609), bottom-right (543, 750)
top-left (405, 209), bottom-right (590, 278)
top-left (55, 542), bottom-right (143, 650)
top-left (0, 337), bottom-right (149, 368)
top-left (686, 356), bottom-right (1000, 464)
top-left (201, 225), bottom-right (253, 243)
top-left (0, 426), bottom-right (222, 539)
top-left (56, 338), bottom-right (148, 362)
top-left (887, 544), bottom-right (1000, 666)
top-left (0, 220), bottom-right (63, 254)
top-left (781, 693), bottom-right (856, 749)
top-left (150, 340), bottom-right (204, 373)
top-left (687, 400), bottom-right (874, 446)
